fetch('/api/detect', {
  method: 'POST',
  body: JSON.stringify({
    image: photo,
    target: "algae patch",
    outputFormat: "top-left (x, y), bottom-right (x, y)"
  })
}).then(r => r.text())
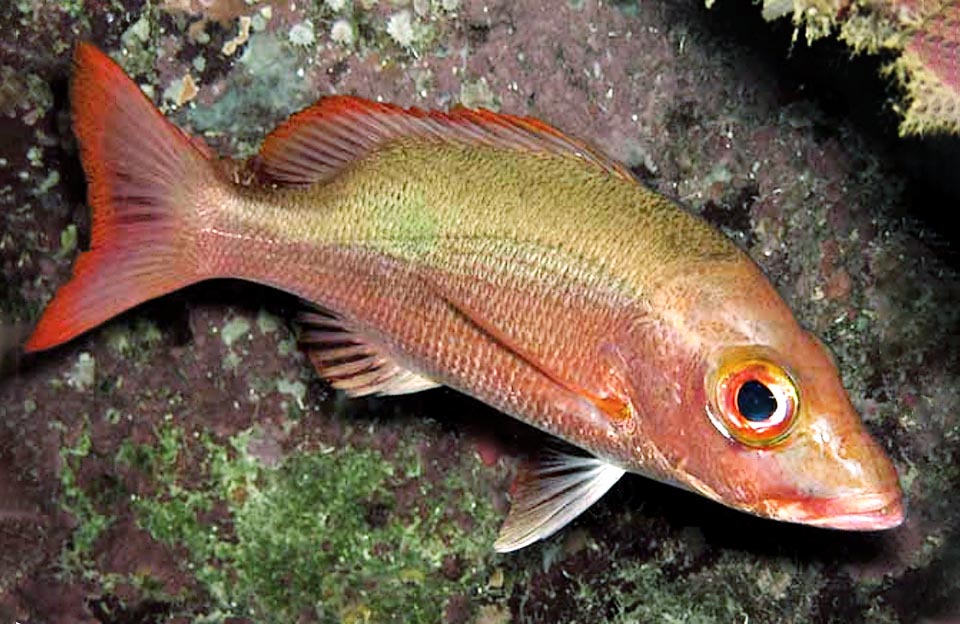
top-left (276, 376), bottom-right (307, 409)
top-left (220, 315), bottom-right (251, 347)
top-left (58, 422), bottom-right (112, 572)
top-left (113, 425), bottom-right (499, 622)
top-left (65, 352), bottom-right (96, 391)
top-left (187, 32), bottom-right (315, 155)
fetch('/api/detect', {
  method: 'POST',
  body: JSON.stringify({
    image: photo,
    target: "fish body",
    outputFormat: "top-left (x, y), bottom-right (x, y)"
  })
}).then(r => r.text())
top-left (209, 141), bottom-right (729, 457)
top-left (26, 43), bottom-right (903, 551)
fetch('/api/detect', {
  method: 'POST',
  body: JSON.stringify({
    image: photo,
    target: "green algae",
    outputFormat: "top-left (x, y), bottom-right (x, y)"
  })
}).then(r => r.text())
top-left (102, 318), bottom-right (164, 365)
top-left (276, 376), bottom-right (307, 409)
top-left (550, 541), bottom-right (899, 623)
top-left (112, 424), bottom-right (500, 622)
top-left (58, 421), bottom-right (112, 573)
top-left (0, 66), bottom-right (53, 124)
top-left (117, 7), bottom-right (163, 81)
top-left (220, 315), bottom-right (252, 348)
top-left (64, 351), bottom-right (96, 391)
top-left (459, 77), bottom-right (500, 111)
top-left (587, 562), bottom-right (748, 623)
top-left (256, 308), bottom-right (280, 334)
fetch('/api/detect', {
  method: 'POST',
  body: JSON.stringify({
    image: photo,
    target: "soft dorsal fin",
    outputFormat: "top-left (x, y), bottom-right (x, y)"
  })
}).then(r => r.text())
top-left (253, 95), bottom-right (634, 187)
top-left (297, 310), bottom-right (440, 397)
top-left (495, 446), bottom-right (626, 552)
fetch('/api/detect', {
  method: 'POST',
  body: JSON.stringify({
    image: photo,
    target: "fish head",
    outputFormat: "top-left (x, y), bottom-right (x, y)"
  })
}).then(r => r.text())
top-left (698, 336), bottom-right (904, 530)
top-left (620, 261), bottom-right (903, 531)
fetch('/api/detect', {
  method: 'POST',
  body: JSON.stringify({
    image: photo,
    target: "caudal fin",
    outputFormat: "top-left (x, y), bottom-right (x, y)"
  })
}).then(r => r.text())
top-left (26, 43), bottom-right (215, 352)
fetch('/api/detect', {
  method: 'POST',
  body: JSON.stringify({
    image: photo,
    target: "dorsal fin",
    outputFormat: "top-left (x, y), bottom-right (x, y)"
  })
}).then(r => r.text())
top-left (297, 310), bottom-right (440, 397)
top-left (253, 95), bottom-right (634, 187)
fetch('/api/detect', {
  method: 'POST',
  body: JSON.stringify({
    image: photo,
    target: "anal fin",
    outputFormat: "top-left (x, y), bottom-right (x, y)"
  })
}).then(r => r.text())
top-left (495, 447), bottom-right (625, 553)
top-left (297, 310), bottom-right (440, 397)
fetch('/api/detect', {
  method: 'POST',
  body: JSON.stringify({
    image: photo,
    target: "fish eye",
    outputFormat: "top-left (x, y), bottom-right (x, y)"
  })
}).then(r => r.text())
top-left (711, 359), bottom-right (799, 447)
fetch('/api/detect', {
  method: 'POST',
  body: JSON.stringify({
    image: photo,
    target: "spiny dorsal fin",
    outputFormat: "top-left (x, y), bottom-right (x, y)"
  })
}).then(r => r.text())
top-left (254, 95), bottom-right (634, 187)
top-left (495, 446), bottom-right (626, 552)
top-left (297, 310), bottom-right (440, 397)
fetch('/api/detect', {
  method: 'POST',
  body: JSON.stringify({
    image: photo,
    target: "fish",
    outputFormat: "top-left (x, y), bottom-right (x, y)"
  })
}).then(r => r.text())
top-left (25, 42), bottom-right (904, 552)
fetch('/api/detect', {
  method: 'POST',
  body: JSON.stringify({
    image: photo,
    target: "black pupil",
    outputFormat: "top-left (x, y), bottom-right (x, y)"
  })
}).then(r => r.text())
top-left (736, 380), bottom-right (777, 422)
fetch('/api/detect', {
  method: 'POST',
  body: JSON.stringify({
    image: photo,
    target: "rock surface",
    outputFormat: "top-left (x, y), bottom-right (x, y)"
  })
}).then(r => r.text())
top-left (1, 0), bottom-right (958, 621)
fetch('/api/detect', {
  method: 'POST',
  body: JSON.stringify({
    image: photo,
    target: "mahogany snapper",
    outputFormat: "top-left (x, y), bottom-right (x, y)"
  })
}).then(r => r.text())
top-left (26, 43), bottom-right (903, 551)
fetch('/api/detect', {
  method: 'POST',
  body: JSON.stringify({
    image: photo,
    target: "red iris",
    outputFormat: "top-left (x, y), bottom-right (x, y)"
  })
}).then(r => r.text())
top-left (712, 360), bottom-right (799, 447)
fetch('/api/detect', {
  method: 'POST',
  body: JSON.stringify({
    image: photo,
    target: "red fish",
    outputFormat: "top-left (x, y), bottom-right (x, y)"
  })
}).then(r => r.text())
top-left (26, 43), bottom-right (903, 551)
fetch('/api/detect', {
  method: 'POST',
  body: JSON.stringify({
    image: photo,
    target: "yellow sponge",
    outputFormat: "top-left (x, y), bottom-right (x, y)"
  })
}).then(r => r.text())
top-left (723, 0), bottom-right (960, 136)
top-left (895, 5), bottom-right (960, 134)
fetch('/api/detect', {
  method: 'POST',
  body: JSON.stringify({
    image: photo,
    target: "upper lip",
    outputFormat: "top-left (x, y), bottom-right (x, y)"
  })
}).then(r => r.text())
top-left (771, 489), bottom-right (904, 530)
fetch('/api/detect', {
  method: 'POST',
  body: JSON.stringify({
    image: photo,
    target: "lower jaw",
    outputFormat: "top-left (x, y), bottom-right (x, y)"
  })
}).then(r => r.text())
top-left (763, 495), bottom-right (904, 531)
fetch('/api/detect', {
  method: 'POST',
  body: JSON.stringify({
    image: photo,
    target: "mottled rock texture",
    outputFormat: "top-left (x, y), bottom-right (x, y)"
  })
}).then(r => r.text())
top-left (1, 0), bottom-right (958, 621)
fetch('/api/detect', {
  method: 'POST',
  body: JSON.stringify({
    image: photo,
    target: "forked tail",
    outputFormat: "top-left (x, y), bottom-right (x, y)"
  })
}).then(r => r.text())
top-left (25, 43), bottom-right (218, 352)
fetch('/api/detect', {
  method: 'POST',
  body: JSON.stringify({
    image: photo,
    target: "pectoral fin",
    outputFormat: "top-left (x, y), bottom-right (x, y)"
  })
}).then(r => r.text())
top-left (495, 448), bottom-right (626, 552)
top-left (423, 271), bottom-right (634, 424)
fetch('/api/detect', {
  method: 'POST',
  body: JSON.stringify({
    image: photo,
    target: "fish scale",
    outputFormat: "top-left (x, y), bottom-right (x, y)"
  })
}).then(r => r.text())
top-left (209, 144), bottom-right (682, 447)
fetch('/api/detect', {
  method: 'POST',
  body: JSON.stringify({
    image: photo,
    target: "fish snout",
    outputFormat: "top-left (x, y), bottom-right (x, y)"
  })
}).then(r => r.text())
top-left (763, 427), bottom-right (905, 530)
top-left (822, 430), bottom-right (903, 531)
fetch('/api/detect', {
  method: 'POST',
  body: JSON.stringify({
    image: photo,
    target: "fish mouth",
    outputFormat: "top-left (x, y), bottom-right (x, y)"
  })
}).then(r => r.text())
top-left (767, 490), bottom-right (904, 531)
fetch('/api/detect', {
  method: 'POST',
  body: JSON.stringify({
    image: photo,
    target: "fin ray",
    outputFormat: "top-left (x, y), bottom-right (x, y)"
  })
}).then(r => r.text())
top-left (495, 447), bottom-right (625, 552)
top-left (297, 309), bottom-right (440, 397)
top-left (424, 271), bottom-right (633, 423)
top-left (254, 95), bottom-right (634, 187)
top-left (25, 43), bottom-right (213, 352)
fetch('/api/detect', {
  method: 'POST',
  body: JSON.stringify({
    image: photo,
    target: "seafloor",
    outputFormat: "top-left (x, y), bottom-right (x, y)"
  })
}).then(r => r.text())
top-left (1, 0), bottom-right (959, 622)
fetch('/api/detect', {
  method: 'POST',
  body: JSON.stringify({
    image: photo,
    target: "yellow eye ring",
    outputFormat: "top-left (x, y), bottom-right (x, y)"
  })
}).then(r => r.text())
top-left (710, 359), bottom-right (800, 447)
